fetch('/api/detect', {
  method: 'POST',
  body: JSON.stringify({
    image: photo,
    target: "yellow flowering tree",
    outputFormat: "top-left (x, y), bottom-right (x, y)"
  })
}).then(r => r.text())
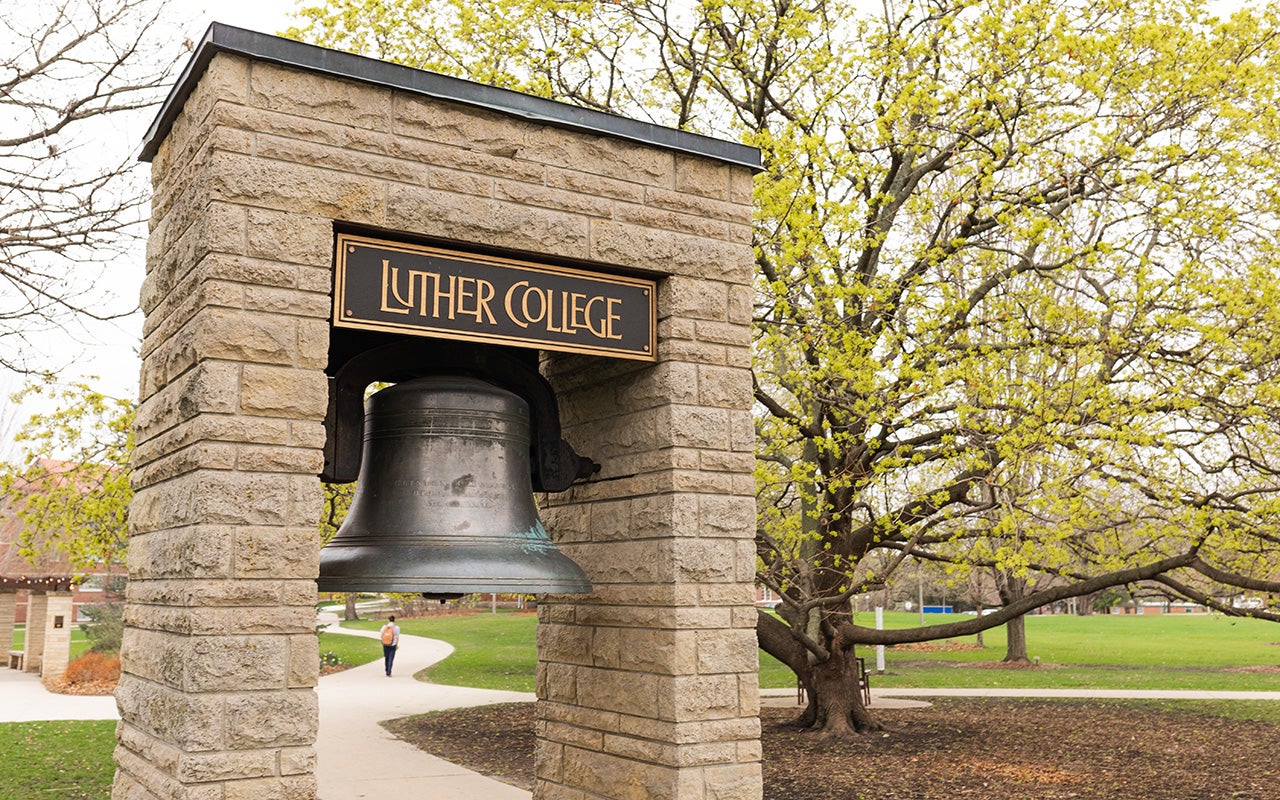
top-left (287, 0), bottom-right (1280, 737)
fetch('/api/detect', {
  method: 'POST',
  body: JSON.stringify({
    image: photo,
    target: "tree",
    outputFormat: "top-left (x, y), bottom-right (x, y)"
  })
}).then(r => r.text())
top-left (0, 380), bottom-right (134, 568)
top-left (1, 0), bottom-right (178, 372)
top-left (288, 0), bottom-right (1280, 738)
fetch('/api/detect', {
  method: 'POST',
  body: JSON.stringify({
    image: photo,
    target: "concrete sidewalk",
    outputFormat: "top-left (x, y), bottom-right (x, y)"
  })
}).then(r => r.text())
top-left (314, 611), bottom-right (533, 799)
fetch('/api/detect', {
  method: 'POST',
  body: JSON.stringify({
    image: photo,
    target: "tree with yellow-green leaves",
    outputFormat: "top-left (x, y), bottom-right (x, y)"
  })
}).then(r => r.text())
top-left (1, 381), bottom-right (134, 569)
top-left (286, 0), bottom-right (1280, 737)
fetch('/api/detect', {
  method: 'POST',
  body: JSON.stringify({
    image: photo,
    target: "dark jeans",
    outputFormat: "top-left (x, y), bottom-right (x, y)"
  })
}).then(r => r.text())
top-left (383, 644), bottom-right (397, 675)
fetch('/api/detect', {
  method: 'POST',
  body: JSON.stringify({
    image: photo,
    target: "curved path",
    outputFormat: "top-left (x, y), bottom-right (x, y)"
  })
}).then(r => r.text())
top-left (314, 610), bottom-right (533, 799)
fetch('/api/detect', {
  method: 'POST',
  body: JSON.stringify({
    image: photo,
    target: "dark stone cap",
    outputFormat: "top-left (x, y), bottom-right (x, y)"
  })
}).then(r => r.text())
top-left (139, 22), bottom-right (762, 171)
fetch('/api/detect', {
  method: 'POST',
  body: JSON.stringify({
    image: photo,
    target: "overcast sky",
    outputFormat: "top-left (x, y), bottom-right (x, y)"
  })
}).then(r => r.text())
top-left (1, 1), bottom-right (304, 451)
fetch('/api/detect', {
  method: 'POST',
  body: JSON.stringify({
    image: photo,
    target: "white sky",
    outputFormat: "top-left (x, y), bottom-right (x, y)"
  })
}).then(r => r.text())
top-left (0, 0), bottom-right (303, 454)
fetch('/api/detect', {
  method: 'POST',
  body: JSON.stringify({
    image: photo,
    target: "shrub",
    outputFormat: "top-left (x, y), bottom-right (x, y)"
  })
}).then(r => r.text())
top-left (78, 603), bottom-right (123, 653)
top-left (62, 651), bottom-right (120, 686)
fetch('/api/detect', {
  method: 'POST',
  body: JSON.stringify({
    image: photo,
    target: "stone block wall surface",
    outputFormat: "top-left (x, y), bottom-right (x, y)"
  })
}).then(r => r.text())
top-left (39, 592), bottom-right (74, 684)
top-left (120, 45), bottom-right (758, 800)
top-left (25, 591), bottom-right (48, 674)
top-left (0, 593), bottom-right (15, 661)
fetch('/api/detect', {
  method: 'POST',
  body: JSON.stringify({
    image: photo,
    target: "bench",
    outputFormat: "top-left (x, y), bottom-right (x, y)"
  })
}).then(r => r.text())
top-left (8, 650), bottom-right (23, 670)
top-left (796, 657), bottom-right (872, 707)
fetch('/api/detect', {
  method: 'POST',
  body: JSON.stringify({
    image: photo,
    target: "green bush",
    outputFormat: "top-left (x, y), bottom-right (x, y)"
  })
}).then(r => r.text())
top-left (78, 603), bottom-right (123, 654)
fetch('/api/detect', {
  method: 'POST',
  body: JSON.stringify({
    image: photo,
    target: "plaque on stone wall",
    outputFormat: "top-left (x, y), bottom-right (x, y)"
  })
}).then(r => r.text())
top-left (333, 233), bottom-right (657, 361)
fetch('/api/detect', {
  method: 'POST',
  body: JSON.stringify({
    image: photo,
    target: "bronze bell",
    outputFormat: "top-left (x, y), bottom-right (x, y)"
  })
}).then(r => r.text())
top-left (317, 376), bottom-right (591, 597)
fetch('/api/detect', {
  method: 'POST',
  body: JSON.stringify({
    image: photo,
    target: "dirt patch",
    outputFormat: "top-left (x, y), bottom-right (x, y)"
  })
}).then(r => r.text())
top-left (386, 699), bottom-right (1280, 799)
top-left (890, 641), bottom-right (986, 652)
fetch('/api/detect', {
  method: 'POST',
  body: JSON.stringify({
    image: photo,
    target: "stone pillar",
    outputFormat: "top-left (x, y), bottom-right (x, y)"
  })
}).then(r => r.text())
top-left (120, 24), bottom-right (760, 800)
top-left (39, 591), bottom-right (74, 684)
top-left (114, 51), bottom-right (330, 800)
top-left (536, 158), bottom-right (761, 799)
top-left (25, 592), bottom-right (48, 674)
top-left (0, 593), bottom-right (15, 661)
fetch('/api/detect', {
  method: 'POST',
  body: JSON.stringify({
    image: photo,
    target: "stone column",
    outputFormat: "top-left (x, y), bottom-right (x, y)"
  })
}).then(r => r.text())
top-left (39, 591), bottom-right (73, 684)
top-left (113, 52), bottom-right (330, 800)
top-left (0, 593), bottom-right (15, 662)
top-left (25, 591), bottom-right (48, 674)
top-left (536, 156), bottom-right (761, 800)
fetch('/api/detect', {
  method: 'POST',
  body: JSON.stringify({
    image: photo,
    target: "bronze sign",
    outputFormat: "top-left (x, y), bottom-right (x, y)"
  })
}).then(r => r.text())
top-left (333, 234), bottom-right (656, 360)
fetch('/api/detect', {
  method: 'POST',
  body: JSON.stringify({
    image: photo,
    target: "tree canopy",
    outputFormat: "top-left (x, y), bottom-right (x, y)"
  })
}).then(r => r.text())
top-left (286, 0), bottom-right (1280, 736)
top-left (0, 381), bottom-right (134, 569)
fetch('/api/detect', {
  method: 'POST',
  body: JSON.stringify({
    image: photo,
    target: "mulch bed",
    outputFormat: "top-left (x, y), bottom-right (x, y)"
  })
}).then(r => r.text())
top-left (384, 699), bottom-right (1280, 799)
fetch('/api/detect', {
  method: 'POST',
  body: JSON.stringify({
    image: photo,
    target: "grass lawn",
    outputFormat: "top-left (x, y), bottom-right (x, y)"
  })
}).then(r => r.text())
top-left (11, 625), bottom-right (94, 660)
top-left (337, 609), bottom-right (1280, 694)
top-left (342, 612), bottom-right (540, 691)
top-left (317, 630), bottom-right (384, 667)
top-left (0, 720), bottom-right (116, 800)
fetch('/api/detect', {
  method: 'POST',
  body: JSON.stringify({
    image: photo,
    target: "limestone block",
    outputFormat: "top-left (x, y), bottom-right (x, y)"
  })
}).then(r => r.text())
top-left (494, 178), bottom-right (614, 218)
top-left (234, 525), bottom-right (318, 579)
top-left (696, 319), bottom-right (750, 347)
top-left (546, 166), bottom-right (646, 204)
top-left (675, 154), bottom-right (730, 200)
top-left (230, 606), bottom-right (318, 636)
top-left (234, 445), bottom-right (324, 474)
top-left (698, 495), bottom-right (756, 540)
top-left (696, 629), bottom-right (760, 675)
top-left (646, 186), bottom-right (744, 225)
top-left (249, 61), bottom-right (391, 130)
top-left (187, 307), bottom-right (299, 367)
top-left (589, 219), bottom-right (750, 282)
top-left (696, 365), bottom-right (752, 409)
top-left (131, 472), bottom-right (301, 530)
top-left (115, 674), bottom-right (226, 750)
top-left (177, 750), bottom-right (276, 782)
top-left (534, 738), bottom-right (566, 783)
top-left (224, 690), bottom-right (318, 748)
top-left (208, 152), bottom-right (386, 224)
top-left (670, 540), bottom-right (737, 584)
top-left (427, 166), bottom-right (494, 197)
top-left (536, 623), bottom-right (595, 666)
top-left (660, 405), bottom-right (732, 450)
top-left (223, 774), bottom-right (317, 800)
top-left (126, 526), bottom-right (233, 580)
top-left (631, 494), bottom-right (699, 540)
top-left (541, 720), bottom-right (605, 752)
top-left (354, 127), bottom-right (547, 183)
top-left (113, 742), bottom-right (224, 800)
top-left (661, 675), bottom-right (741, 722)
top-left (614, 200), bottom-right (731, 242)
top-left (385, 184), bottom-right (589, 258)
top-left (279, 747), bottom-right (316, 775)
top-left (394, 95), bottom-right (529, 154)
top-left (729, 165), bottom-right (755, 206)
top-left (241, 366), bottom-right (329, 419)
top-left (561, 746), bottom-right (678, 800)
top-left (574, 667), bottom-right (659, 718)
top-left (242, 286), bottom-right (330, 318)
top-left (703, 763), bottom-right (765, 800)
top-left (522, 126), bottom-right (673, 188)
top-left (183, 636), bottom-right (289, 692)
top-left (287, 634), bottom-right (319, 688)
top-left (255, 132), bottom-right (422, 184)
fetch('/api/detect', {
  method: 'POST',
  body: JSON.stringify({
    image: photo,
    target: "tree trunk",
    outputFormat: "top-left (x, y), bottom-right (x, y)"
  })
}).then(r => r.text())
top-left (804, 644), bottom-right (881, 739)
top-left (1003, 614), bottom-right (1030, 663)
top-left (343, 593), bottom-right (360, 621)
top-left (757, 611), bottom-right (880, 739)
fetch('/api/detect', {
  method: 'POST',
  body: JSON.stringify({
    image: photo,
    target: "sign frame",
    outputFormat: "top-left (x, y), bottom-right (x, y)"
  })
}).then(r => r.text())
top-left (332, 233), bottom-right (657, 361)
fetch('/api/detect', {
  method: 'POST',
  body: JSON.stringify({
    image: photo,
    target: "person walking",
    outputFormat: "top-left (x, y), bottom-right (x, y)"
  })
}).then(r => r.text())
top-left (379, 615), bottom-right (401, 677)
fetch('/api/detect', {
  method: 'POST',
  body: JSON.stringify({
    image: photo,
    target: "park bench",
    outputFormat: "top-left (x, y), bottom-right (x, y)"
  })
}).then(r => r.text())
top-left (8, 650), bottom-right (23, 670)
top-left (796, 656), bottom-right (872, 707)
